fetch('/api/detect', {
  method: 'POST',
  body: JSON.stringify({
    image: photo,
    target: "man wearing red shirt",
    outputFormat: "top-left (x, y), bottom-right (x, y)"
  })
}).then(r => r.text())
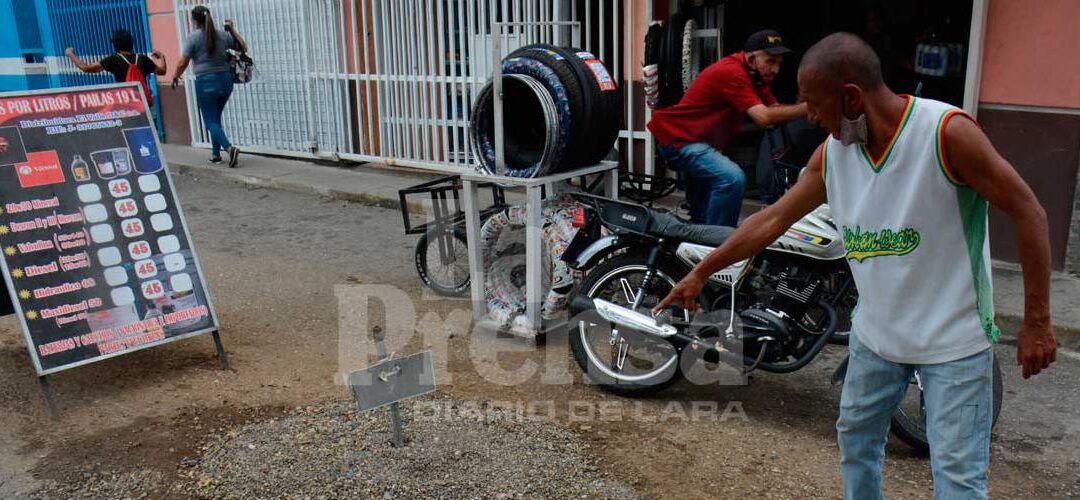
top-left (648, 30), bottom-right (808, 226)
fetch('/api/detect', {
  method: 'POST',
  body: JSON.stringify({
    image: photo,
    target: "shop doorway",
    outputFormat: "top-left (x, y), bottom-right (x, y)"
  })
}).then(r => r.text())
top-left (674, 0), bottom-right (979, 200)
top-left (719, 0), bottom-right (975, 107)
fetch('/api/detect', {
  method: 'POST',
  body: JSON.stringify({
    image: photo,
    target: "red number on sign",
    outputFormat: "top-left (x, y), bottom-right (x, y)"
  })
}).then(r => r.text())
top-left (129, 241), bottom-right (152, 260)
top-left (113, 183), bottom-right (130, 195)
top-left (142, 281), bottom-right (163, 298)
top-left (123, 220), bottom-right (144, 237)
top-left (117, 200), bottom-right (137, 216)
top-left (136, 260), bottom-right (158, 279)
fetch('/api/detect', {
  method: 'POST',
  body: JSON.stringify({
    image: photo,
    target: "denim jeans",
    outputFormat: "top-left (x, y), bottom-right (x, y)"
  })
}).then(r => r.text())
top-left (838, 334), bottom-right (993, 500)
top-left (659, 142), bottom-right (745, 226)
top-left (194, 70), bottom-right (234, 157)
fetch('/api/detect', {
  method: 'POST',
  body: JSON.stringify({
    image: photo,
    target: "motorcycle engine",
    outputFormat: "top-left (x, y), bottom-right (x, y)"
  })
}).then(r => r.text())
top-left (734, 261), bottom-right (825, 364)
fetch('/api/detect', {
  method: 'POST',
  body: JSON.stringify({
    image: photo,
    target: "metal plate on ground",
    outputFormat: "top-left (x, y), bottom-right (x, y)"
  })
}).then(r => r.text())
top-left (349, 351), bottom-right (435, 412)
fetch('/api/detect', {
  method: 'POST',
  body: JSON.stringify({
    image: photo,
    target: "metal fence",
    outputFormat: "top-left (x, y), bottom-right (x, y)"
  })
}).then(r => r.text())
top-left (43, 0), bottom-right (157, 94)
top-left (176, 0), bottom-right (656, 174)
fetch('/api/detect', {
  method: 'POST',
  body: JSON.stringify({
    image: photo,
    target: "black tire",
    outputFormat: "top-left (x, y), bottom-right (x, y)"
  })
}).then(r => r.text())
top-left (644, 22), bottom-right (664, 66)
top-left (566, 48), bottom-right (622, 165)
top-left (889, 354), bottom-right (1004, 454)
top-left (415, 227), bottom-right (470, 296)
top-left (511, 45), bottom-right (620, 168)
top-left (680, 18), bottom-right (698, 91)
top-left (568, 253), bottom-right (701, 397)
top-left (470, 73), bottom-right (562, 178)
top-left (508, 45), bottom-right (590, 168)
top-left (659, 10), bottom-right (692, 107)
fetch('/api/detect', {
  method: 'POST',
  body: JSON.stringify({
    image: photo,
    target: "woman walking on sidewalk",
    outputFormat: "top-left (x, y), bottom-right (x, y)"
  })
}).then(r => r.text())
top-left (170, 5), bottom-right (247, 167)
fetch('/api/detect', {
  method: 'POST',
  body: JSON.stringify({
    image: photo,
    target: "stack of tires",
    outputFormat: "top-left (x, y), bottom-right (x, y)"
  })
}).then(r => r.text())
top-left (471, 45), bottom-right (622, 178)
top-left (644, 10), bottom-right (699, 109)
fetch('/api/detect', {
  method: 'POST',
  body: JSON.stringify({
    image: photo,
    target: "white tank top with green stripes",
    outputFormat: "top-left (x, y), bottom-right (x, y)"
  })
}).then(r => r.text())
top-left (822, 96), bottom-right (998, 364)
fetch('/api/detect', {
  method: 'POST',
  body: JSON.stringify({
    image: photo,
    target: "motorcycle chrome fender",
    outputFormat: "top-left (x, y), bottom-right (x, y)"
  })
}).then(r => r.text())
top-left (675, 243), bottom-right (751, 286)
top-left (566, 234), bottom-right (623, 270)
top-left (771, 204), bottom-right (846, 260)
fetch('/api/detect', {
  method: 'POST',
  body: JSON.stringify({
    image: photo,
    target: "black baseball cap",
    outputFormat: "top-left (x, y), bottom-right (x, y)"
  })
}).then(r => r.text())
top-left (745, 30), bottom-right (791, 55)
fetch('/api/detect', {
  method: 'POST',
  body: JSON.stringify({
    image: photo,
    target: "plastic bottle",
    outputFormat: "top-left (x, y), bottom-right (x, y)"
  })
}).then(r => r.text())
top-left (113, 150), bottom-right (132, 175)
top-left (71, 155), bottom-right (91, 182)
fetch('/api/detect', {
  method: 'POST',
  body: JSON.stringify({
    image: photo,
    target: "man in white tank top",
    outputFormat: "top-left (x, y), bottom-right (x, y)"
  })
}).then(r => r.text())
top-left (656, 33), bottom-right (1057, 499)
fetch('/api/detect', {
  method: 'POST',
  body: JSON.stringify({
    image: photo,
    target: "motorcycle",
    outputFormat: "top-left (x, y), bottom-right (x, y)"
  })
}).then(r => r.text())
top-left (561, 192), bottom-right (1002, 452)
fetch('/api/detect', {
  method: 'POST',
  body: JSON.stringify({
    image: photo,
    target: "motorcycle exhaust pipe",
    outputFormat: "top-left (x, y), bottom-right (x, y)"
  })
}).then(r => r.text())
top-left (570, 295), bottom-right (758, 367)
top-left (591, 298), bottom-right (679, 338)
top-left (572, 296), bottom-right (722, 349)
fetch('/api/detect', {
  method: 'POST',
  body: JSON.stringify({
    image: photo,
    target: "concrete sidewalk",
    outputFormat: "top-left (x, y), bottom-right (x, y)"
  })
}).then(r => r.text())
top-left (163, 144), bottom-right (1080, 337)
top-left (161, 144), bottom-right (443, 211)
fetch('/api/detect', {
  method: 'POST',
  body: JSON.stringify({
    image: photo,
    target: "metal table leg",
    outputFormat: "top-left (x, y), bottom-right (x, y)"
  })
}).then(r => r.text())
top-left (604, 167), bottom-right (619, 199)
top-left (462, 179), bottom-right (485, 321)
top-left (525, 185), bottom-right (544, 332)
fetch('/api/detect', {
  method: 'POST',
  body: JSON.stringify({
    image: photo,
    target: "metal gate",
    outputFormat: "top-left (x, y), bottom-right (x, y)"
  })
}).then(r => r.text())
top-left (43, 0), bottom-right (154, 84)
top-left (177, 0), bottom-right (654, 173)
top-left (39, 0), bottom-right (163, 136)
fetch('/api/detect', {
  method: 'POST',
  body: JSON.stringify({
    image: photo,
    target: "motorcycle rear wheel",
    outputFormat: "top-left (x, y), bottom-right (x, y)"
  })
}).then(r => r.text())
top-left (569, 254), bottom-right (703, 397)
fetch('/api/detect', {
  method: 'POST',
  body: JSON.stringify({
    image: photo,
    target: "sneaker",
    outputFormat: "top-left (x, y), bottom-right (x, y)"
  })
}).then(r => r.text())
top-left (208, 156), bottom-right (223, 165)
top-left (227, 147), bottom-right (240, 168)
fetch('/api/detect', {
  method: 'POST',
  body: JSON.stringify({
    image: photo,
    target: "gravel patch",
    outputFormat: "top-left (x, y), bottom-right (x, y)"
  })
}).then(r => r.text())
top-left (30, 397), bottom-right (642, 499)
top-left (185, 398), bottom-right (640, 499)
top-left (32, 469), bottom-right (168, 499)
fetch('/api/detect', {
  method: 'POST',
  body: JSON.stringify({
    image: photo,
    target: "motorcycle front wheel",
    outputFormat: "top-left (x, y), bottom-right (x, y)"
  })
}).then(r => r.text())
top-left (569, 254), bottom-right (703, 397)
top-left (889, 353), bottom-right (1004, 454)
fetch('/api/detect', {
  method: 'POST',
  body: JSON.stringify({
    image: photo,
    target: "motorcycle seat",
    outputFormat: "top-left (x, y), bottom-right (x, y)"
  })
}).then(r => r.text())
top-left (576, 192), bottom-right (735, 247)
top-left (647, 210), bottom-right (735, 247)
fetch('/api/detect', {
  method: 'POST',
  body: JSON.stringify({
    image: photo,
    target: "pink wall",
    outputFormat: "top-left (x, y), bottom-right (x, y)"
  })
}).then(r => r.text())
top-left (980, 0), bottom-right (1080, 109)
top-left (147, 0), bottom-right (181, 68)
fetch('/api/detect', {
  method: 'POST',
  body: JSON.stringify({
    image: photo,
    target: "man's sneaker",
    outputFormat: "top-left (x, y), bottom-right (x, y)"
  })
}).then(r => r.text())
top-left (208, 156), bottom-right (223, 165)
top-left (227, 147), bottom-right (240, 168)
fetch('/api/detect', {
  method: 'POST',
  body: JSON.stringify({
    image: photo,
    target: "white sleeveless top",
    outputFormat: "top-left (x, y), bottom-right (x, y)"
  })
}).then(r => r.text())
top-left (822, 96), bottom-right (998, 364)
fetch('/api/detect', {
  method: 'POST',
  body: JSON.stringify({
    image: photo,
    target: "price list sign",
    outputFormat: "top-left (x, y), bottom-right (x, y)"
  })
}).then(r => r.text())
top-left (0, 83), bottom-right (219, 375)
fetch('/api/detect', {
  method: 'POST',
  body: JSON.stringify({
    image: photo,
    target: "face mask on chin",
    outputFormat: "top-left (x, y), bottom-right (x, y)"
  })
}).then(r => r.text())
top-left (747, 66), bottom-right (766, 87)
top-left (744, 55), bottom-right (766, 87)
top-left (838, 96), bottom-right (868, 146)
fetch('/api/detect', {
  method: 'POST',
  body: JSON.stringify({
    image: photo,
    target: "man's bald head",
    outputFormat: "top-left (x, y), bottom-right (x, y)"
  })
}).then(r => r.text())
top-left (799, 32), bottom-right (885, 91)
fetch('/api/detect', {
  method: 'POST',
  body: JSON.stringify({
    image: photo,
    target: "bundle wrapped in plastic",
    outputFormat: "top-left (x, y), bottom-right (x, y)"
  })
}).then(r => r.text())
top-left (479, 195), bottom-right (582, 331)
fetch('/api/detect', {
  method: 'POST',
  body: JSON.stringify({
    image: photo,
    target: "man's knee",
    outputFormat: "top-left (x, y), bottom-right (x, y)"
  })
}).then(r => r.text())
top-left (725, 166), bottom-right (747, 188)
top-left (835, 402), bottom-right (875, 437)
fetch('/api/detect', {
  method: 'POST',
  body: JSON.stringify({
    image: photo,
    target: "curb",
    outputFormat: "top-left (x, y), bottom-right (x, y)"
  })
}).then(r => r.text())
top-left (995, 315), bottom-right (1080, 351)
top-left (169, 161), bottom-right (422, 214)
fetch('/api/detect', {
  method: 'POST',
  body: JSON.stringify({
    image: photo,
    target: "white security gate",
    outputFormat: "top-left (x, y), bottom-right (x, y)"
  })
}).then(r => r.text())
top-left (176, 0), bottom-right (350, 156)
top-left (176, 0), bottom-right (654, 173)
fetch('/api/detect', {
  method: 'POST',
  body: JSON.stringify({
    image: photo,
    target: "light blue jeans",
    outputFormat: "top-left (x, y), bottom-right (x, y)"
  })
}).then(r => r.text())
top-left (194, 70), bottom-right (234, 157)
top-left (659, 142), bottom-right (745, 227)
top-left (838, 334), bottom-right (994, 500)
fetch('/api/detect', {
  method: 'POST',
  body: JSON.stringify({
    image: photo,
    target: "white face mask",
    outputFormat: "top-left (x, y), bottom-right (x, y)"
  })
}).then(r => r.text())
top-left (838, 95), bottom-right (868, 146)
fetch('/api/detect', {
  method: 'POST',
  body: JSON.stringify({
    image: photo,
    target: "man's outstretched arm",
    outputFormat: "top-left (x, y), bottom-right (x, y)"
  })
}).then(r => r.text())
top-left (746, 102), bottom-right (808, 128)
top-left (655, 144), bottom-right (827, 312)
top-left (945, 115), bottom-right (1056, 378)
top-left (64, 48), bottom-right (102, 73)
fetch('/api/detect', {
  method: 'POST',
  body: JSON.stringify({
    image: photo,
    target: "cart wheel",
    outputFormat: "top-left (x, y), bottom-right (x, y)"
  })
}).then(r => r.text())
top-left (415, 227), bottom-right (471, 296)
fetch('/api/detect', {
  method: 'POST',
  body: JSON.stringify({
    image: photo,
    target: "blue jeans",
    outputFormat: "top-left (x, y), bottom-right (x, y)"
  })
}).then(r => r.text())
top-left (659, 142), bottom-right (745, 226)
top-left (838, 334), bottom-right (993, 500)
top-left (194, 70), bottom-right (234, 157)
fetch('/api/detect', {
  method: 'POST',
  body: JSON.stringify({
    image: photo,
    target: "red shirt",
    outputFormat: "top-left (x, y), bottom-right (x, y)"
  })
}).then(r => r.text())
top-left (647, 52), bottom-right (777, 150)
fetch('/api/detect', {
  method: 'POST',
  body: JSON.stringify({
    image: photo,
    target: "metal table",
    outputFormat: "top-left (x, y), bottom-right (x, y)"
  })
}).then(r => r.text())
top-left (460, 161), bottom-right (618, 338)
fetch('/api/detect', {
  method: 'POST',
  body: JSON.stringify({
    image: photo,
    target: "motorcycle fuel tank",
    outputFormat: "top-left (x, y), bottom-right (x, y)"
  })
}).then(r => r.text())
top-left (773, 204), bottom-right (846, 260)
top-left (675, 244), bottom-right (751, 286)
